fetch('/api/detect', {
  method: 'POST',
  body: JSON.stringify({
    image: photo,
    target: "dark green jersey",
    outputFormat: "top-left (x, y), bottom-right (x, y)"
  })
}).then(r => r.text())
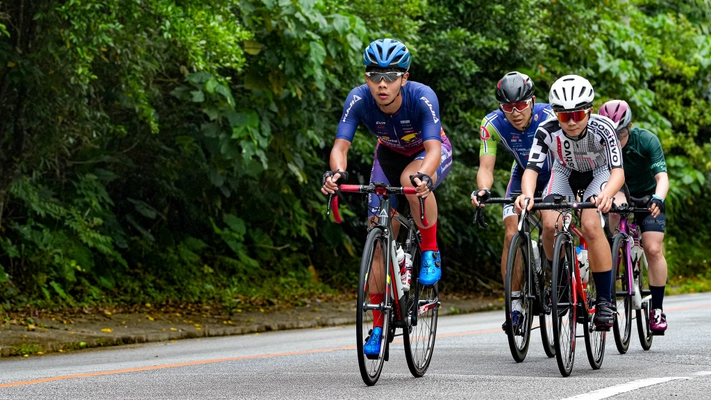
top-left (622, 127), bottom-right (667, 196)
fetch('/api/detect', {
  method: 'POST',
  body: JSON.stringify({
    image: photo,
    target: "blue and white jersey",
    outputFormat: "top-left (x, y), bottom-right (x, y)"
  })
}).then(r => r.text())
top-left (336, 81), bottom-right (446, 156)
top-left (479, 103), bottom-right (556, 175)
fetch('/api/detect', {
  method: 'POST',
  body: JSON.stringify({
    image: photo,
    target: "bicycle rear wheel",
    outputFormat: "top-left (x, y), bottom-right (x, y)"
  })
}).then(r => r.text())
top-left (611, 233), bottom-right (632, 354)
top-left (551, 233), bottom-right (576, 377)
top-left (404, 246), bottom-right (439, 377)
top-left (504, 232), bottom-right (534, 362)
top-left (636, 257), bottom-right (654, 350)
top-left (356, 227), bottom-right (390, 386)
top-left (583, 278), bottom-right (606, 370)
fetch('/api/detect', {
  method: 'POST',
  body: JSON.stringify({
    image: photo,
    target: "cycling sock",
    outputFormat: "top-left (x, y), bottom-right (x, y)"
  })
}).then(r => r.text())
top-left (650, 285), bottom-right (665, 310)
top-left (418, 221), bottom-right (438, 251)
top-left (592, 270), bottom-right (613, 302)
top-left (370, 293), bottom-right (385, 327)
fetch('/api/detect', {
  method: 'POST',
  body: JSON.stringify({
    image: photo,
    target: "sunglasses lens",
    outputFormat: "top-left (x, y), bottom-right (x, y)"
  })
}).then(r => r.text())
top-left (501, 100), bottom-right (531, 113)
top-left (367, 72), bottom-right (401, 82)
top-left (557, 110), bottom-right (588, 123)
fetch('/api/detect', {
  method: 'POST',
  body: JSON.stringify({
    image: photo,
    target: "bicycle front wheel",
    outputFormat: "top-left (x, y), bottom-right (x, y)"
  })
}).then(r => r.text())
top-left (539, 255), bottom-right (556, 358)
top-left (551, 233), bottom-right (577, 377)
top-left (356, 227), bottom-right (390, 386)
top-left (404, 245), bottom-right (439, 377)
top-left (636, 256), bottom-right (654, 350)
top-left (583, 276), bottom-right (606, 370)
top-left (611, 233), bottom-right (632, 354)
top-left (504, 232), bottom-right (534, 362)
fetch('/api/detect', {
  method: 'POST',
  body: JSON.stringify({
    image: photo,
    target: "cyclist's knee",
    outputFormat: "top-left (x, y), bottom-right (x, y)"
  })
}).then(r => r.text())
top-left (542, 217), bottom-right (556, 233)
top-left (644, 241), bottom-right (664, 259)
top-left (503, 229), bottom-right (516, 244)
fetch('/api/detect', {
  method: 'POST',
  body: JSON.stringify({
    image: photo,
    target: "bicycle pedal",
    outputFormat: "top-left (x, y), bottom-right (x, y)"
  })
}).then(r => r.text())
top-left (652, 331), bottom-right (665, 336)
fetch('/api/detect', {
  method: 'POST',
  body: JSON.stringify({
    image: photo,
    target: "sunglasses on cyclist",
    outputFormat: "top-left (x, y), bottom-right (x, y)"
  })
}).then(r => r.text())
top-left (500, 98), bottom-right (532, 113)
top-left (556, 109), bottom-right (590, 123)
top-left (365, 71), bottom-right (405, 83)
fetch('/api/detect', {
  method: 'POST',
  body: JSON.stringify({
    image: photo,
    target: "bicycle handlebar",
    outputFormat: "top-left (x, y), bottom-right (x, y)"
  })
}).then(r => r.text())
top-left (611, 194), bottom-right (652, 213)
top-left (326, 183), bottom-right (428, 226)
top-left (473, 196), bottom-right (543, 229)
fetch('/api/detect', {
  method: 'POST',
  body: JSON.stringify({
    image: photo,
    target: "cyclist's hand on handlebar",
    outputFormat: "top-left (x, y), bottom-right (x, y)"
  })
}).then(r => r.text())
top-left (470, 189), bottom-right (490, 208)
top-left (321, 170), bottom-right (348, 195)
top-left (514, 193), bottom-right (533, 214)
top-left (593, 193), bottom-right (614, 213)
top-left (409, 172), bottom-right (433, 198)
top-left (647, 195), bottom-right (664, 217)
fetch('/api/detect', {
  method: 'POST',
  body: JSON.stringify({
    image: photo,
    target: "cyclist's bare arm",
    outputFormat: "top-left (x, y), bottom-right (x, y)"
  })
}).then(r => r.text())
top-left (411, 139), bottom-right (441, 198)
top-left (322, 139), bottom-right (351, 195)
top-left (472, 154), bottom-right (495, 207)
top-left (514, 168), bottom-right (538, 213)
top-left (650, 171), bottom-right (669, 217)
top-left (593, 168), bottom-right (625, 213)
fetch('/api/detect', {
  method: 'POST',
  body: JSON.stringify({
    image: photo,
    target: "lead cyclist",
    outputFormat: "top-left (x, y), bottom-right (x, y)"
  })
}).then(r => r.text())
top-left (320, 38), bottom-right (453, 356)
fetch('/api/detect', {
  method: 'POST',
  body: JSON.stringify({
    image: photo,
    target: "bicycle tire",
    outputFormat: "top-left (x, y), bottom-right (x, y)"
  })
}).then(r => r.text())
top-left (504, 232), bottom-right (534, 362)
top-left (404, 245), bottom-right (439, 377)
top-left (539, 253), bottom-right (556, 358)
top-left (611, 233), bottom-right (632, 354)
top-left (356, 227), bottom-right (390, 386)
top-left (636, 256), bottom-right (654, 350)
top-left (551, 233), bottom-right (577, 377)
top-left (583, 274), bottom-right (606, 370)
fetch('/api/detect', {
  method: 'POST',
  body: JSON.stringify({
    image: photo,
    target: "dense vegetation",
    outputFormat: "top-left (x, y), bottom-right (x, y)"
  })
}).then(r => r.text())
top-left (0, 0), bottom-right (709, 309)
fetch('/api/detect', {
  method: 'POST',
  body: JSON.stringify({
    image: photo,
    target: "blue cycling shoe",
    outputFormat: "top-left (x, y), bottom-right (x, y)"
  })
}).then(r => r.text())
top-left (502, 310), bottom-right (525, 335)
top-left (418, 250), bottom-right (442, 286)
top-left (364, 327), bottom-right (383, 359)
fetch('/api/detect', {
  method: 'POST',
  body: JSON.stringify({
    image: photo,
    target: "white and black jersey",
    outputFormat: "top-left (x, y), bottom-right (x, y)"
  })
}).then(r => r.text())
top-left (526, 114), bottom-right (623, 173)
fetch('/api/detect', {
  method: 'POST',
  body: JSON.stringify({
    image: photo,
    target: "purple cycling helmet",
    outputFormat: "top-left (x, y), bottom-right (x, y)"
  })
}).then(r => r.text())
top-left (599, 100), bottom-right (633, 131)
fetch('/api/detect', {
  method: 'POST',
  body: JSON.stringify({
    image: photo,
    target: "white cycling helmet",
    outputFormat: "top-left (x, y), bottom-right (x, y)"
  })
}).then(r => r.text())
top-left (548, 74), bottom-right (595, 111)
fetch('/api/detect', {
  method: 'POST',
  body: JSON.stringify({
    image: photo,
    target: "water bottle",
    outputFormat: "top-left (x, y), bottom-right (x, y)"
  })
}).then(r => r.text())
top-left (531, 240), bottom-right (542, 274)
top-left (394, 243), bottom-right (412, 291)
top-left (576, 245), bottom-right (589, 284)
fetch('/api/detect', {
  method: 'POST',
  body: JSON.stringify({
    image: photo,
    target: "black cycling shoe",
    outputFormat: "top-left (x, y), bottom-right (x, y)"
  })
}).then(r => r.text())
top-left (593, 299), bottom-right (614, 331)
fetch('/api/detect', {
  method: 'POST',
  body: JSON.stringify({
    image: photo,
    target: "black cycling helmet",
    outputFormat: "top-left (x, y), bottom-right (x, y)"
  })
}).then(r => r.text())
top-left (495, 71), bottom-right (535, 103)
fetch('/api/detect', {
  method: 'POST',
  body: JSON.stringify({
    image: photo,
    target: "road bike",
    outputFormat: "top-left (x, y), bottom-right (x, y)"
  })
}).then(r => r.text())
top-left (327, 182), bottom-right (439, 386)
top-left (610, 195), bottom-right (655, 353)
top-left (474, 195), bottom-right (555, 362)
top-left (529, 195), bottom-right (607, 377)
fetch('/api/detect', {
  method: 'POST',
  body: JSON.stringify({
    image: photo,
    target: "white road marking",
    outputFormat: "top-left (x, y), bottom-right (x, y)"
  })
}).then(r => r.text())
top-left (563, 377), bottom-right (690, 400)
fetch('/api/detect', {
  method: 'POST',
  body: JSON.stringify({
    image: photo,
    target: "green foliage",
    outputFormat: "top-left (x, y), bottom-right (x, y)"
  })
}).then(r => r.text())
top-left (1, 0), bottom-right (710, 307)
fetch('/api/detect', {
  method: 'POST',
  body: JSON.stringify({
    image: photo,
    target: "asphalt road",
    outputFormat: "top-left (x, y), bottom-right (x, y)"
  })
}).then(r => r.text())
top-left (1, 293), bottom-right (710, 399)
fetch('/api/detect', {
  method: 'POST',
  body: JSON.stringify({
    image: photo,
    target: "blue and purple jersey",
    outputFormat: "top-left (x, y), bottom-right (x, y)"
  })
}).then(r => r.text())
top-left (336, 81), bottom-right (446, 155)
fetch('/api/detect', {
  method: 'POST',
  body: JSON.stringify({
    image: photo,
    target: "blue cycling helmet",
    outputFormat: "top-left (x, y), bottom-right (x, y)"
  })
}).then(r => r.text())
top-left (363, 39), bottom-right (411, 71)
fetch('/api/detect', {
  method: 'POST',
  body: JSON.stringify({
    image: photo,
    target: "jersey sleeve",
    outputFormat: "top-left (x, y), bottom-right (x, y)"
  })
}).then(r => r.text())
top-left (478, 114), bottom-right (501, 157)
top-left (416, 86), bottom-right (443, 142)
top-left (335, 87), bottom-right (366, 142)
top-left (644, 131), bottom-right (668, 175)
top-left (526, 126), bottom-right (552, 172)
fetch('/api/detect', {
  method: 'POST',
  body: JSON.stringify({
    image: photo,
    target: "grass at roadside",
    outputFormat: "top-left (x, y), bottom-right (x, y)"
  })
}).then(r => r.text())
top-left (667, 273), bottom-right (711, 295)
